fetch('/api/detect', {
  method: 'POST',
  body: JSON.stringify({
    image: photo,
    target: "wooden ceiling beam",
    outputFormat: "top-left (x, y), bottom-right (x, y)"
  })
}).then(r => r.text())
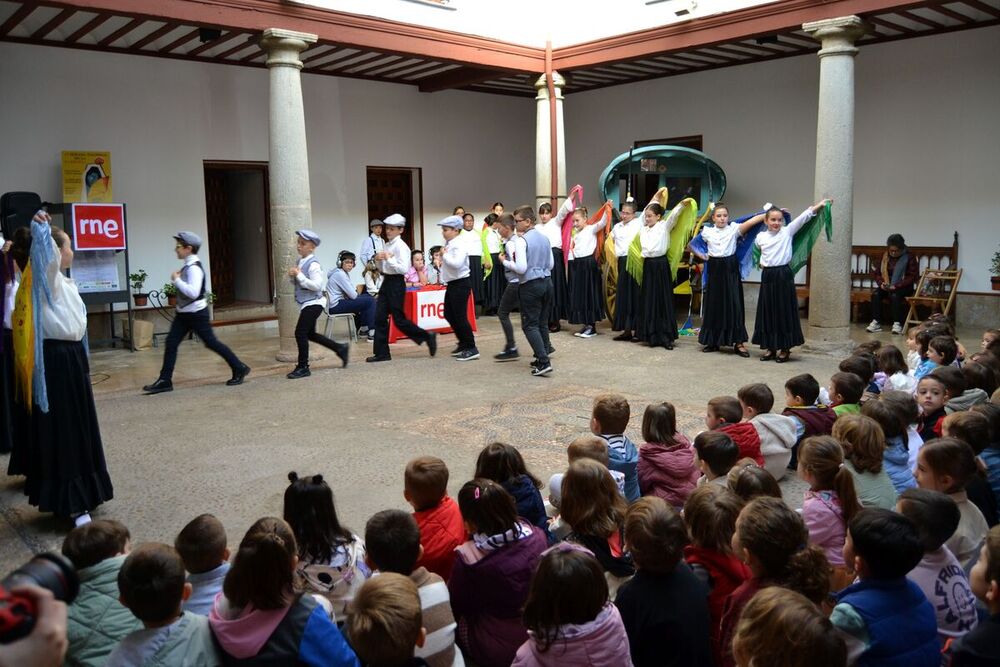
top-left (97, 17), bottom-right (143, 46)
top-left (187, 29), bottom-right (243, 56)
top-left (130, 20), bottom-right (180, 50)
top-left (214, 34), bottom-right (257, 59)
top-left (65, 11), bottom-right (110, 43)
top-left (31, 7), bottom-right (74, 39)
top-left (897, 9), bottom-right (943, 28)
top-left (418, 65), bottom-right (514, 92)
top-left (962, 0), bottom-right (1000, 18)
top-left (926, 3), bottom-right (975, 23)
top-left (868, 16), bottom-right (916, 33)
top-left (0, 3), bottom-right (38, 37)
top-left (160, 26), bottom-right (200, 53)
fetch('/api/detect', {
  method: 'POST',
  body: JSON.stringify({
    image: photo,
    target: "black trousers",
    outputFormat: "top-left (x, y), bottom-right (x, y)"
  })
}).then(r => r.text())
top-left (519, 278), bottom-right (551, 363)
top-left (871, 286), bottom-right (913, 324)
top-left (444, 277), bottom-right (476, 350)
top-left (159, 309), bottom-right (243, 381)
top-left (498, 282), bottom-right (520, 350)
top-left (374, 275), bottom-right (429, 358)
top-left (295, 304), bottom-right (346, 366)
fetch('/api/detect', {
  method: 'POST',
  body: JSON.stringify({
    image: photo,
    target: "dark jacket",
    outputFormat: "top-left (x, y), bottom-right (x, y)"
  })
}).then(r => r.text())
top-left (502, 475), bottom-right (548, 532)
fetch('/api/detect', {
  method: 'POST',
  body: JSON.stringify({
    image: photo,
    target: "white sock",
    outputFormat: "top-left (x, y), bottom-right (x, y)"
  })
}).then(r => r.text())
top-left (73, 512), bottom-right (92, 527)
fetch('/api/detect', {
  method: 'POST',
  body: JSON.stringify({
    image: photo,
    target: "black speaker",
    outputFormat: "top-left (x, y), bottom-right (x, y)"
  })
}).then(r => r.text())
top-left (1, 191), bottom-right (42, 240)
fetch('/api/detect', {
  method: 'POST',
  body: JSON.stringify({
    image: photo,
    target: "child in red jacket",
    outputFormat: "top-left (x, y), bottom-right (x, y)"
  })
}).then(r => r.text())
top-left (405, 456), bottom-right (466, 581)
top-left (706, 396), bottom-right (763, 465)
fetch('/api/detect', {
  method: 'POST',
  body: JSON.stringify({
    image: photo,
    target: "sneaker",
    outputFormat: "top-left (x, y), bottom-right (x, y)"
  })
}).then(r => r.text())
top-left (495, 348), bottom-right (520, 362)
top-left (866, 320), bottom-right (882, 333)
top-left (891, 322), bottom-right (903, 334)
top-left (574, 326), bottom-right (588, 337)
top-left (451, 346), bottom-right (464, 357)
top-left (576, 326), bottom-right (597, 339)
top-left (546, 347), bottom-right (556, 357)
top-left (456, 348), bottom-right (480, 361)
top-left (531, 361), bottom-right (553, 376)
top-left (366, 332), bottom-right (375, 342)
top-left (72, 512), bottom-right (92, 527)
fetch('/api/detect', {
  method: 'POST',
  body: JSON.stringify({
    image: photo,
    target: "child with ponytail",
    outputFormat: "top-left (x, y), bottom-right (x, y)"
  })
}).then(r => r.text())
top-left (798, 435), bottom-right (861, 590)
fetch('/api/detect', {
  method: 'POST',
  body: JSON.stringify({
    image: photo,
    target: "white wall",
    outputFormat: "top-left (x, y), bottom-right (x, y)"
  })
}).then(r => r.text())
top-left (0, 42), bottom-right (534, 300)
top-left (565, 26), bottom-right (1000, 292)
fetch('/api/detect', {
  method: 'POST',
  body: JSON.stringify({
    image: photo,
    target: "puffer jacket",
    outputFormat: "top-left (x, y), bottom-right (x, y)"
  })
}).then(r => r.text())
top-left (884, 435), bottom-right (917, 494)
top-left (512, 604), bottom-right (633, 667)
top-left (65, 555), bottom-right (143, 667)
top-left (749, 414), bottom-right (797, 480)
top-left (637, 435), bottom-right (698, 509)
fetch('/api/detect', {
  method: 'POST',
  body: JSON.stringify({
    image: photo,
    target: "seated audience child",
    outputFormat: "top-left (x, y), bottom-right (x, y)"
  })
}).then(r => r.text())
top-left (283, 472), bottom-right (370, 622)
top-left (863, 398), bottom-right (918, 493)
top-left (693, 431), bottom-right (740, 487)
top-left (363, 510), bottom-right (460, 667)
top-left (682, 486), bottom-right (750, 664)
top-left (448, 479), bottom-right (547, 667)
top-left (782, 373), bottom-right (837, 469)
top-left (636, 401), bottom-right (698, 509)
top-left (798, 436), bottom-right (861, 590)
top-left (62, 520), bottom-right (142, 667)
top-left (561, 459), bottom-right (635, 596)
top-left (209, 517), bottom-right (357, 665)
top-left (875, 344), bottom-right (917, 394)
top-left (915, 438), bottom-right (990, 570)
top-left (833, 414), bottom-right (898, 510)
top-left (840, 354), bottom-right (879, 403)
top-left (590, 393), bottom-right (640, 502)
top-left (737, 383), bottom-right (797, 480)
top-left (474, 442), bottom-right (547, 531)
top-left (944, 411), bottom-right (999, 526)
top-left (963, 362), bottom-right (998, 404)
top-left (346, 573), bottom-right (428, 667)
top-left (426, 245), bottom-right (443, 285)
top-left (616, 497), bottom-right (712, 667)
top-left (107, 543), bottom-right (220, 667)
top-left (829, 371), bottom-right (865, 417)
top-left (404, 456), bottom-right (466, 581)
top-left (515, 544), bottom-right (632, 667)
top-left (879, 389), bottom-right (925, 470)
top-left (947, 524), bottom-right (1000, 665)
top-left (930, 366), bottom-right (970, 418)
top-left (905, 325), bottom-right (923, 371)
top-left (984, 329), bottom-right (1000, 352)
top-left (831, 509), bottom-right (939, 667)
top-left (897, 488), bottom-right (979, 644)
top-left (914, 330), bottom-right (944, 380)
top-left (723, 497), bottom-right (831, 667)
top-left (548, 435), bottom-right (627, 508)
top-left (732, 587), bottom-right (846, 667)
top-left (973, 403), bottom-right (1000, 507)
top-left (404, 249), bottom-right (427, 287)
top-left (727, 460), bottom-right (782, 501)
top-left (706, 396), bottom-right (763, 465)
top-left (175, 514), bottom-right (230, 616)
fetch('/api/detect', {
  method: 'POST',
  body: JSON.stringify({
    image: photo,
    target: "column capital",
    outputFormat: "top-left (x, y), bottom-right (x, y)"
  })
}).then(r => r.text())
top-left (534, 71), bottom-right (566, 101)
top-left (803, 15), bottom-right (867, 57)
top-left (261, 28), bottom-right (318, 69)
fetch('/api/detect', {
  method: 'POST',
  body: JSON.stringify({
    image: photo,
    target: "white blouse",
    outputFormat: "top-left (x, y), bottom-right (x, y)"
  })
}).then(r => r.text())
top-left (540, 197), bottom-right (574, 250)
top-left (41, 237), bottom-right (87, 342)
top-left (485, 228), bottom-right (502, 254)
top-left (460, 229), bottom-right (482, 257)
top-left (3, 274), bottom-right (18, 330)
top-left (611, 218), bottom-right (641, 257)
top-left (569, 221), bottom-right (600, 260)
top-left (700, 223), bottom-right (742, 258)
top-left (754, 208), bottom-right (815, 267)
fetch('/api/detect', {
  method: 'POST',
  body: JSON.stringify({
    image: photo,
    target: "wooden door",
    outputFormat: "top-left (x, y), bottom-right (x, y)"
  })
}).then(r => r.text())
top-left (367, 168), bottom-right (414, 249)
top-left (204, 169), bottom-right (235, 306)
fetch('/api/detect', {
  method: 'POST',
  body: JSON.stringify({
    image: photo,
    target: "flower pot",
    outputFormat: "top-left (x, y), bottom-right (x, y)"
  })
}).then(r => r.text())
top-left (133, 293), bottom-right (148, 307)
top-left (167, 295), bottom-right (177, 307)
top-left (992, 276), bottom-right (1000, 291)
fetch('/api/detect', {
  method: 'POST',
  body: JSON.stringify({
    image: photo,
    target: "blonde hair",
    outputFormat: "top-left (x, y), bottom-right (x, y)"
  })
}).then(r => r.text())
top-left (346, 573), bottom-right (422, 667)
top-left (561, 459), bottom-right (627, 538)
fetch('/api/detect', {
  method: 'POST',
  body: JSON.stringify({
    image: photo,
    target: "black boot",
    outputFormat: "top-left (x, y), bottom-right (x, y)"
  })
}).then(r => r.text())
top-left (227, 364), bottom-right (251, 386)
top-left (286, 365), bottom-right (311, 379)
top-left (143, 378), bottom-right (173, 394)
top-left (335, 344), bottom-right (350, 368)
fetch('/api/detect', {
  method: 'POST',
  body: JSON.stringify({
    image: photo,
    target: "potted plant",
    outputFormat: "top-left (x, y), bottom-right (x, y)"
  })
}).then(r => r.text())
top-left (162, 282), bottom-right (178, 306)
top-left (129, 269), bottom-right (148, 307)
top-left (992, 247), bottom-right (1000, 291)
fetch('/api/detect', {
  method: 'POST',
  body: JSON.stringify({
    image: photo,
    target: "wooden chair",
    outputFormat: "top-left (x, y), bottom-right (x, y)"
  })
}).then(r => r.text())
top-left (903, 268), bottom-right (962, 334)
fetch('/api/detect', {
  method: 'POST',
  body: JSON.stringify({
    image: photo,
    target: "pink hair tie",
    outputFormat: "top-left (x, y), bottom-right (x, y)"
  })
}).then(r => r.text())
top-left (474, 487), bottom-right (480, 500)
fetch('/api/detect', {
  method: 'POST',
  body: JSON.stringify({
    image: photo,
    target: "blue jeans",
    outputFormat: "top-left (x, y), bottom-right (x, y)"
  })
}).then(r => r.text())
top-left (328, 294), bottom-right (376, 330)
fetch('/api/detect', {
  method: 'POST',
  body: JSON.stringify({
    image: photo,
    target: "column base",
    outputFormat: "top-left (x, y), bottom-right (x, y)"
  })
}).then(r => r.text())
top-left (803, 324), bottom-right (855, 356)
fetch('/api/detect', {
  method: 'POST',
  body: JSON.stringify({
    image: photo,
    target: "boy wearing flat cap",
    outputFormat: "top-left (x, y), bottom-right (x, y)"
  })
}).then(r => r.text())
top-left (143, 232), bottom-right (250, 394)
top-left (286, 229), bottom-right (350, 378)
top-left (359, 219), bottom-right (384, 268)
top-left (439, 215), bottom-right (478, 361)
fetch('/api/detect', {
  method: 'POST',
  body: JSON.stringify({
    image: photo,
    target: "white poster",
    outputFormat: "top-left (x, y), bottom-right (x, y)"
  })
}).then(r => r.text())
top-left (414, 289), bottom-right (450, 330)
top-left (73, 251), bottom-right (120, 293)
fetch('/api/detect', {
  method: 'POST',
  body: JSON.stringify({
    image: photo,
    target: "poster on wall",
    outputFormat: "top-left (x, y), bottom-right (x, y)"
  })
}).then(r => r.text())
top-left (73, 251), bottom-right (120, 293)
top-left (61, 151), bottom-right (112, 203)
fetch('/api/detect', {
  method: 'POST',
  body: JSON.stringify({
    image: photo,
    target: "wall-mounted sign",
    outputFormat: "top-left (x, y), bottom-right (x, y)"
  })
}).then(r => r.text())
top-left (62, 151), bottom-right (112, 203)
top-left (71, 203), bottom-right (126, 251)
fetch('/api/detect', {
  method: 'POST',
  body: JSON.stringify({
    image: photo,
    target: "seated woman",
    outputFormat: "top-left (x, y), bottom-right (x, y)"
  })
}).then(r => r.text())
top-left (867, 233), bottom-right (919, 334)
top-left (326, 250), bottom-right (376, 340)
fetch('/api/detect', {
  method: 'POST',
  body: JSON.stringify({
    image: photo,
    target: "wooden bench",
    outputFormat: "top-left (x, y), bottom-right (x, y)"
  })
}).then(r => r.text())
top-left (795, 232), bottom-right (959, 322)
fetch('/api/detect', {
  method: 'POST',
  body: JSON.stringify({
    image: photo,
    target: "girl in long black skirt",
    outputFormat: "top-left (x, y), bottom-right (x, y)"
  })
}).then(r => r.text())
top-left (482, 215), bottom-right (506, 315)
top-left (636, 202), bottom-right (681, 349)
top-left (461, 213), bottom-right (484, 306)
top-left (610, 201), bottom-right (642, 341)
top-left (1, 240), bottom-right (18, 456)
top-left (752, 199), bottom-right (830, 362)
top-left (538, 201), bottom-right (569, 331)
top-left (567, 207), bottom-right (606, 338)
top-left (12, 213), bottom-right (113, 525)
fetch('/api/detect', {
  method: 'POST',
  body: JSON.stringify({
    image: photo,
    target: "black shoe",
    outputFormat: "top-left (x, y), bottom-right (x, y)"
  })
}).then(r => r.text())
top-left (776, 349), bottom-right (791, 363)
top-left (227, 364), bottom-right (251, 386)
top-left (451, 346), bottom-right (464, 357)
top-left (613, 332), bottom-right (634, 341)
top-left (702, 345), bottom-right (719, 353)
top-left (335, 344), bottom-right (350, 368)
top-left (734, 345), bottom-right (751, 358)
top-left (286, 365), bottom-right (311, 379)
top-left (495, 348), bottom-right (520, 362)
top-left (546, 347), bottom-right (556, 357)
top-left (531, 361), bottom-right (553, 376)
top-left (760, 350), bottom-right (776, 362)
top-left (426, 332), bottom-right (438, 357)
top-left (456, 348), bottom-right (480, 361)
top-left (143, 378), bottom-right (173, 394)
top-left (365, 355), bottom-right (391, 363)
top-left (664, 341), bottom-right (674, 350)
top-left (548, 323), bottom-right (561, 333)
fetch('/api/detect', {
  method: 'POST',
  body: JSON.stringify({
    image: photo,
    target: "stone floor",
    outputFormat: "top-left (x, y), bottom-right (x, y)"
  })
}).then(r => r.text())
top-left (0, 315), bottom-right (979, 569)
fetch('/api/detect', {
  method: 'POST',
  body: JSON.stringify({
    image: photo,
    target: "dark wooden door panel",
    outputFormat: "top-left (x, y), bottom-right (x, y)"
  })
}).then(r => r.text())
top-left (367, 169), bottom-right (414, 249)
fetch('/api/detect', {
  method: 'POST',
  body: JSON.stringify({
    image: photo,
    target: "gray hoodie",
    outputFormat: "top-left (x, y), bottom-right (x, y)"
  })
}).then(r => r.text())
top-left (945, 388), bottom-right (988, 415)
top-left (749, 413), bottom-right (798, 480)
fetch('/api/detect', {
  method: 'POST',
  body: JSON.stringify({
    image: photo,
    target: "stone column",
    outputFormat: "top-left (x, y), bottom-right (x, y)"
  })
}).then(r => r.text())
top-left (261, 28), bottom-right (318, 362)
top-left (803, 16), bottom-right (867, 353)
top-left (534, 71), bottom-right (566, 210)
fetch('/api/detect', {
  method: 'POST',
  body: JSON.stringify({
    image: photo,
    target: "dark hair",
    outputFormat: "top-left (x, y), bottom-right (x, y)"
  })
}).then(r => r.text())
top-left (224, 517), bottom-right (297, 610)
top-left (538, 203), bottom-right (552, 215)
top-left (920, 437), bottom-right (978, 492)
top-left (497, 212), bottom-right (516, 229)
top-left (862, 397), bottom-right (905, 439)
top-left (364, 510), bottom-right (421, 575)
top-left (974, 353), bottom-right (1000, 392)
top-left (929, 336), bottom-right (959, 366)
top-left (492, 202), bottom-right (504, 209)
top-left (878, 390), bottom-right (919, 433)
top-left (484, 213), bottom-right (499, 226)
top-left (175, 514), bottom-right (228, 574)
top-left (713, 203), bottom-right (730, 215)
top-left (848, 509), bottom-right (923, 579)
top-left (625, 497), bottom-right (687, 573)
top-left (9, 226), bottom-right (31, 271)
top-left (283, 472), bottom-right (353, 564)
top-left (592, 393), bottom-right (630, 434)
top-left (462, 213), bottom-right (474, 222)
top-left (561, 459), bottom-right (627, 539)
top-left (853, 340), bottom-right (883, 356)
top-left (733, 587), bottom-right (846, 667)
top-left (916, 329), bottom-right (935, 360)
top-left (474, 442), bottom-right (542, 489)
top-left (785, 374), bottom-right (820, 405)
top-left (707, 396), bottom-right (742, 425)
top-left (729, 462), bottom-right (782, 501)
top-left (410, 248), bottom-right (423, 260)
top-left (684, 485), bottom-right (744, 552)
top-left (645, 202), bottom-right (665, 217)
top-left (62, 520), bottom-right (130, 570)
top-left (971, 403), bottom-right (1000, 443)
top-left (338, 250), bottom-right (356, 265)
top-left (513, 205), bottom-right (536, 223)
top-left (118, 543), bottom-right (187, 623)
top-left (886, 233), bottom-right (906, 248)
top-left (428, 245), bottom-right (442, 257)
top-left (694, 431), bottom-right (739, 476)
top-left (833, 414), bottom-right (886, 474)
top-left (898, 488), bottom-right (961, 552)
top-left (457, 479), bottom-right (518, 536)
top-left (876, 344), bottom-right (908, 377)
top-left (964, 362), bottom-right (999, 396)
top-left (452, 205), bottom-right (465, 214)
top-left (522, 547), bottom-right (608, 652)
top-left (830, 371), bottom-right (865, 405)
top-left (404, 456), bottom-right (449, 511)
top-left (929, 365), bottom-right (966, 397)
top-left (944, 411), bottom-right (991, 455)
top-left (641, 402), bottom-right (678, 445)
top-left (799, 436), bottom-right (860, 525)
top-left (738, 383), bottom-right (774, 414)
top-left (839, 355), bottom-right (875, 383)
top-left (736, 497), bottom-right (831, 604)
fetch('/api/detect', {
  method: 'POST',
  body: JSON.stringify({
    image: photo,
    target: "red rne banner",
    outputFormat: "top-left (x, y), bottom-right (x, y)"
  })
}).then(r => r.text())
top-left (71, 203), bottom-right (126, 251)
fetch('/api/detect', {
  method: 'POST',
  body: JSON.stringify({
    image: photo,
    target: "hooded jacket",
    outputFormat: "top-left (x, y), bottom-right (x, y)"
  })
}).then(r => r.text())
top-left (749, 413), bottom-right (797, 480)
top-left (502, 474), bottom-right (549, 532)
top-left (66, 555), bottom-right (144, 667)
top-left (945, 388), bottom-right (989, 414)
top-left (511, 604), bottom-right (633, 667)
top-left (718, 422), bottom-right (763, 466)
top-left (413, 495), bottom-right (467, 581)
top-left (637, 435), bottom-right (699, 509)
top-left (884, 435), bottom-right (918, 494)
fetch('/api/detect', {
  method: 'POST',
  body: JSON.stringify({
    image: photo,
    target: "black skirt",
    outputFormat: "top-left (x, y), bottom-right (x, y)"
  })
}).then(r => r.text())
top-left (23, 339), bottom-right (113, 517)
top-left (550, 248), bottom-right (568, 322)
top-left (698, 254), bottom-right (748, 347)
top-left (1, 329), bottom-right (16, 455)
top-left (567, 255), bottom-right (605, 325)
top-left (468, 255), bottom-right (484, 304)
top-left (752, 264), bottom-right (804, 350)
top-left (613, 256), bottom-right (640, 331)
top-left (636, 256), bottom-right (678, 346)
top-left (482, 252), bottom-right (506, 314)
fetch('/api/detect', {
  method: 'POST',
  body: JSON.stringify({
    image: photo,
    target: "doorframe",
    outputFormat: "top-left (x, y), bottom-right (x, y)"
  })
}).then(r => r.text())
top-left (366, 166), bottom-right (424, 251)
top-left (202, 160), bottom-right (274, 304)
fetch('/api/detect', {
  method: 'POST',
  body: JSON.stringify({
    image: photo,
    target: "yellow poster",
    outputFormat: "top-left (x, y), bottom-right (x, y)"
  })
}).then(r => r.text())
top-left (61, 151), bottom-right (112, 203)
